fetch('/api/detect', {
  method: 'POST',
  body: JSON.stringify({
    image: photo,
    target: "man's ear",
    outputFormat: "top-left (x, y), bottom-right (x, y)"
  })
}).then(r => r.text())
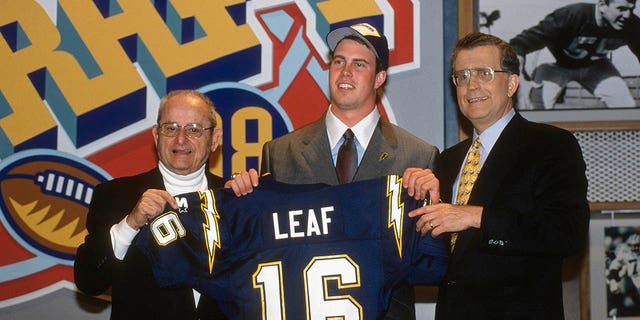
top-left (210, 127), bottom-right (222, 152)
top-left (152, 125), bottom-right (159, 148)
top-left (507, 73), bottom-right (519, 98)
top-left (374, 70), bottom-right (387, 89)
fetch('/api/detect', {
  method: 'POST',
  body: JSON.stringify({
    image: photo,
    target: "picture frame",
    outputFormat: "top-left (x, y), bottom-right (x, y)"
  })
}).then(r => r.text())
top-left (590, 213), bottom-right (640, 319)
top-left (470, 0), bottom-right (640, 125)
top-left (462, 0), bottom-right (640, 212)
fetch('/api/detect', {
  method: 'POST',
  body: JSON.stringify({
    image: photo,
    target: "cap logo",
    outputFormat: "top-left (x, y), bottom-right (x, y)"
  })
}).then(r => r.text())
top-left (351, 23), bottom-right (381, 37)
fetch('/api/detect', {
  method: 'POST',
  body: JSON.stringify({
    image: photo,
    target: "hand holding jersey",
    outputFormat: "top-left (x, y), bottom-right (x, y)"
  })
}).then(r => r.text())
top-left (126, 189), bottom-right (178, 230)
top-left (401, 167), bottom-right (441, 203)
top-left (224, 168), bottom-right (260, 195)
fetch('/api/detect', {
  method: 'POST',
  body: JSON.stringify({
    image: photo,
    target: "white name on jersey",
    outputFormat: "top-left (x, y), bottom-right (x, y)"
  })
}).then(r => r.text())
top-left (273, 206), bottom-right (334, 240)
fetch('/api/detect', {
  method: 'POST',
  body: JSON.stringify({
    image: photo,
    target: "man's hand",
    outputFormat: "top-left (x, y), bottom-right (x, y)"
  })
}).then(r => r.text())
top-left (225, 168), bottom-right (260, 196)
top-left (402, 168), bottom-right (440, 203)
top-left (408, 203), bottom-right (483, 237)
top-left (126, 189), bottom-right (178, 230)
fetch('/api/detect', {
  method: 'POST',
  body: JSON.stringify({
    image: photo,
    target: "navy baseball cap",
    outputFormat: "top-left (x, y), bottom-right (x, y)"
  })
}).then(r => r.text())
top-left (326, 23), bottom-right (389, 70)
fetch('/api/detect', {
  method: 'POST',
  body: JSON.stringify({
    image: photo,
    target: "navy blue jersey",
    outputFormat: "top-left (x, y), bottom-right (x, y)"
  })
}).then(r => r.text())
top-left (510, 3), bottom-right (640, 67)
top-left (134, 175), bottom-right (446, 319)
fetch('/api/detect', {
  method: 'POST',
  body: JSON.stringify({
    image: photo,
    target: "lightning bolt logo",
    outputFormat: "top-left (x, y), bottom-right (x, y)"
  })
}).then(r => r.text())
top-left (386, 175), bottom-right (404, 258)
top-left (200, 190), bottom-right (221, 274)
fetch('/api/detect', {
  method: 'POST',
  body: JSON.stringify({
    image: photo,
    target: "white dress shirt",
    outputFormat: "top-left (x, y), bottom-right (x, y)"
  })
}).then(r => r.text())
top-left (325, 105), bottom-right (380, 165)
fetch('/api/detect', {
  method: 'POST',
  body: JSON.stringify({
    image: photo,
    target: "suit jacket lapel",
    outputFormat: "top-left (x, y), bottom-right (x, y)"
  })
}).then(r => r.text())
top-left (356, 119), bottom-right (397, 180)
top-left (294, 117), bottom-right (404, 184)
top-left (435, 140), bottom-right (470, 261)
top-left (468, 114), bottom-right (525, 205)
top-left (437, 140), bottom-right (471, 204)
top-left (145, 168), bottom-right (166, 190)
top-left (299, 119), bottom-right (341, 185)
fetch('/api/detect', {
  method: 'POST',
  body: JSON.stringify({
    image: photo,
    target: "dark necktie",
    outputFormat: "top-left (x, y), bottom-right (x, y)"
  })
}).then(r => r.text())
top-left (336, 129), bottom-right (357, 184)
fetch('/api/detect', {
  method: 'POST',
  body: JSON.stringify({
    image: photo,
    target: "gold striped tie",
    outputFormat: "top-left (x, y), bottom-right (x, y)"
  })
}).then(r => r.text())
top-left (450, 137), bottom-right (481, 252)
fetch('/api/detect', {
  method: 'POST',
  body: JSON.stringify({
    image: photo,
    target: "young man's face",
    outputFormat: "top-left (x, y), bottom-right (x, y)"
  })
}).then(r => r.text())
top-left (601, 0), bottom-right (636, 30)
top-left (328, 39), bottom-right (386, 116)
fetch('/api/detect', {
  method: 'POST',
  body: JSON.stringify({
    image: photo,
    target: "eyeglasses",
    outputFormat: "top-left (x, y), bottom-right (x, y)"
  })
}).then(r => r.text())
top-left (157, 122), bottom-right (213, 138)
top-left (452, 67), bottom-right (508, 87)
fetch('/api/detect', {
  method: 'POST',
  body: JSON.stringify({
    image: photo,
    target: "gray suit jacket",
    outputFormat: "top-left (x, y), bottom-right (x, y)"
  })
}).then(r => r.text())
top-left (260, 115), bottom-right (442, 320)
top-left (261, 117), bottom-right (438, 184)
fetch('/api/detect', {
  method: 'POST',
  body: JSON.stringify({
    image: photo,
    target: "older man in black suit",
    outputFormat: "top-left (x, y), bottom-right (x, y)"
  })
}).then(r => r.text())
top-left (74, 90), bottom-right (257, 319)
top-left (410, 32), bottom-right (590, 319)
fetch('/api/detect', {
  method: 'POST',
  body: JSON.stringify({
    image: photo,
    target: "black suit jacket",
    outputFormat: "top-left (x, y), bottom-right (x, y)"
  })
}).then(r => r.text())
top-left (74, 168), bottom-right (225, 320)
top-left (434, 114), bottom-right (589, 320)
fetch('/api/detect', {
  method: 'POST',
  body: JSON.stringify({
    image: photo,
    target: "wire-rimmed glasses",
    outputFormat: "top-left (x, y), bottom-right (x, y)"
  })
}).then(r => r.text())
top-left (452, 67), bottom-right (508, 87)
top-left (157, 122), bottom-right (213, 138)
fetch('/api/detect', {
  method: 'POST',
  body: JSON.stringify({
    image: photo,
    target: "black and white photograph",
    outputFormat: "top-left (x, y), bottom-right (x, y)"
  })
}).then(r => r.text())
top-left (478, 0), bottom-right (640, 116)
top-left (605, 226), bottom-right (640, 317)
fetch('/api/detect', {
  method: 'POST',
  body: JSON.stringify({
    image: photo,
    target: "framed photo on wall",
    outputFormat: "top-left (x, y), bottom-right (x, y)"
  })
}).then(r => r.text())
top-left (591, 215), bottom-right (640, 319)
top-left (604, 226), bottom-right (640, 318)
top-left (476, 0), bottom-right (640, 212)
top-left (476, 0), bottom-right (640, 124)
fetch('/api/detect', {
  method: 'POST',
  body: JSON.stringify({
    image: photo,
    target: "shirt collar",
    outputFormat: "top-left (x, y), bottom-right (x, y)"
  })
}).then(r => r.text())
top-left (474, 108), bottom-right (515, 161)
top-left (325, 105), bottom-right (380, 150)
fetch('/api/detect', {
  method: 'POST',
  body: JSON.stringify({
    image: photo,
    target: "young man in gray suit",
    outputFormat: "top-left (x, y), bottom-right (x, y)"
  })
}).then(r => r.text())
top-left (257, 22), bottom-right (443, 320)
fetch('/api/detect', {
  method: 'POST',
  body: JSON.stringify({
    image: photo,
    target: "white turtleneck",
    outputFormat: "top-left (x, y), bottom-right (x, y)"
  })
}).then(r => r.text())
top-left (109, 162), bottom-right (208, 260)
top-left (158, 162), bottom-right (209, 196)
